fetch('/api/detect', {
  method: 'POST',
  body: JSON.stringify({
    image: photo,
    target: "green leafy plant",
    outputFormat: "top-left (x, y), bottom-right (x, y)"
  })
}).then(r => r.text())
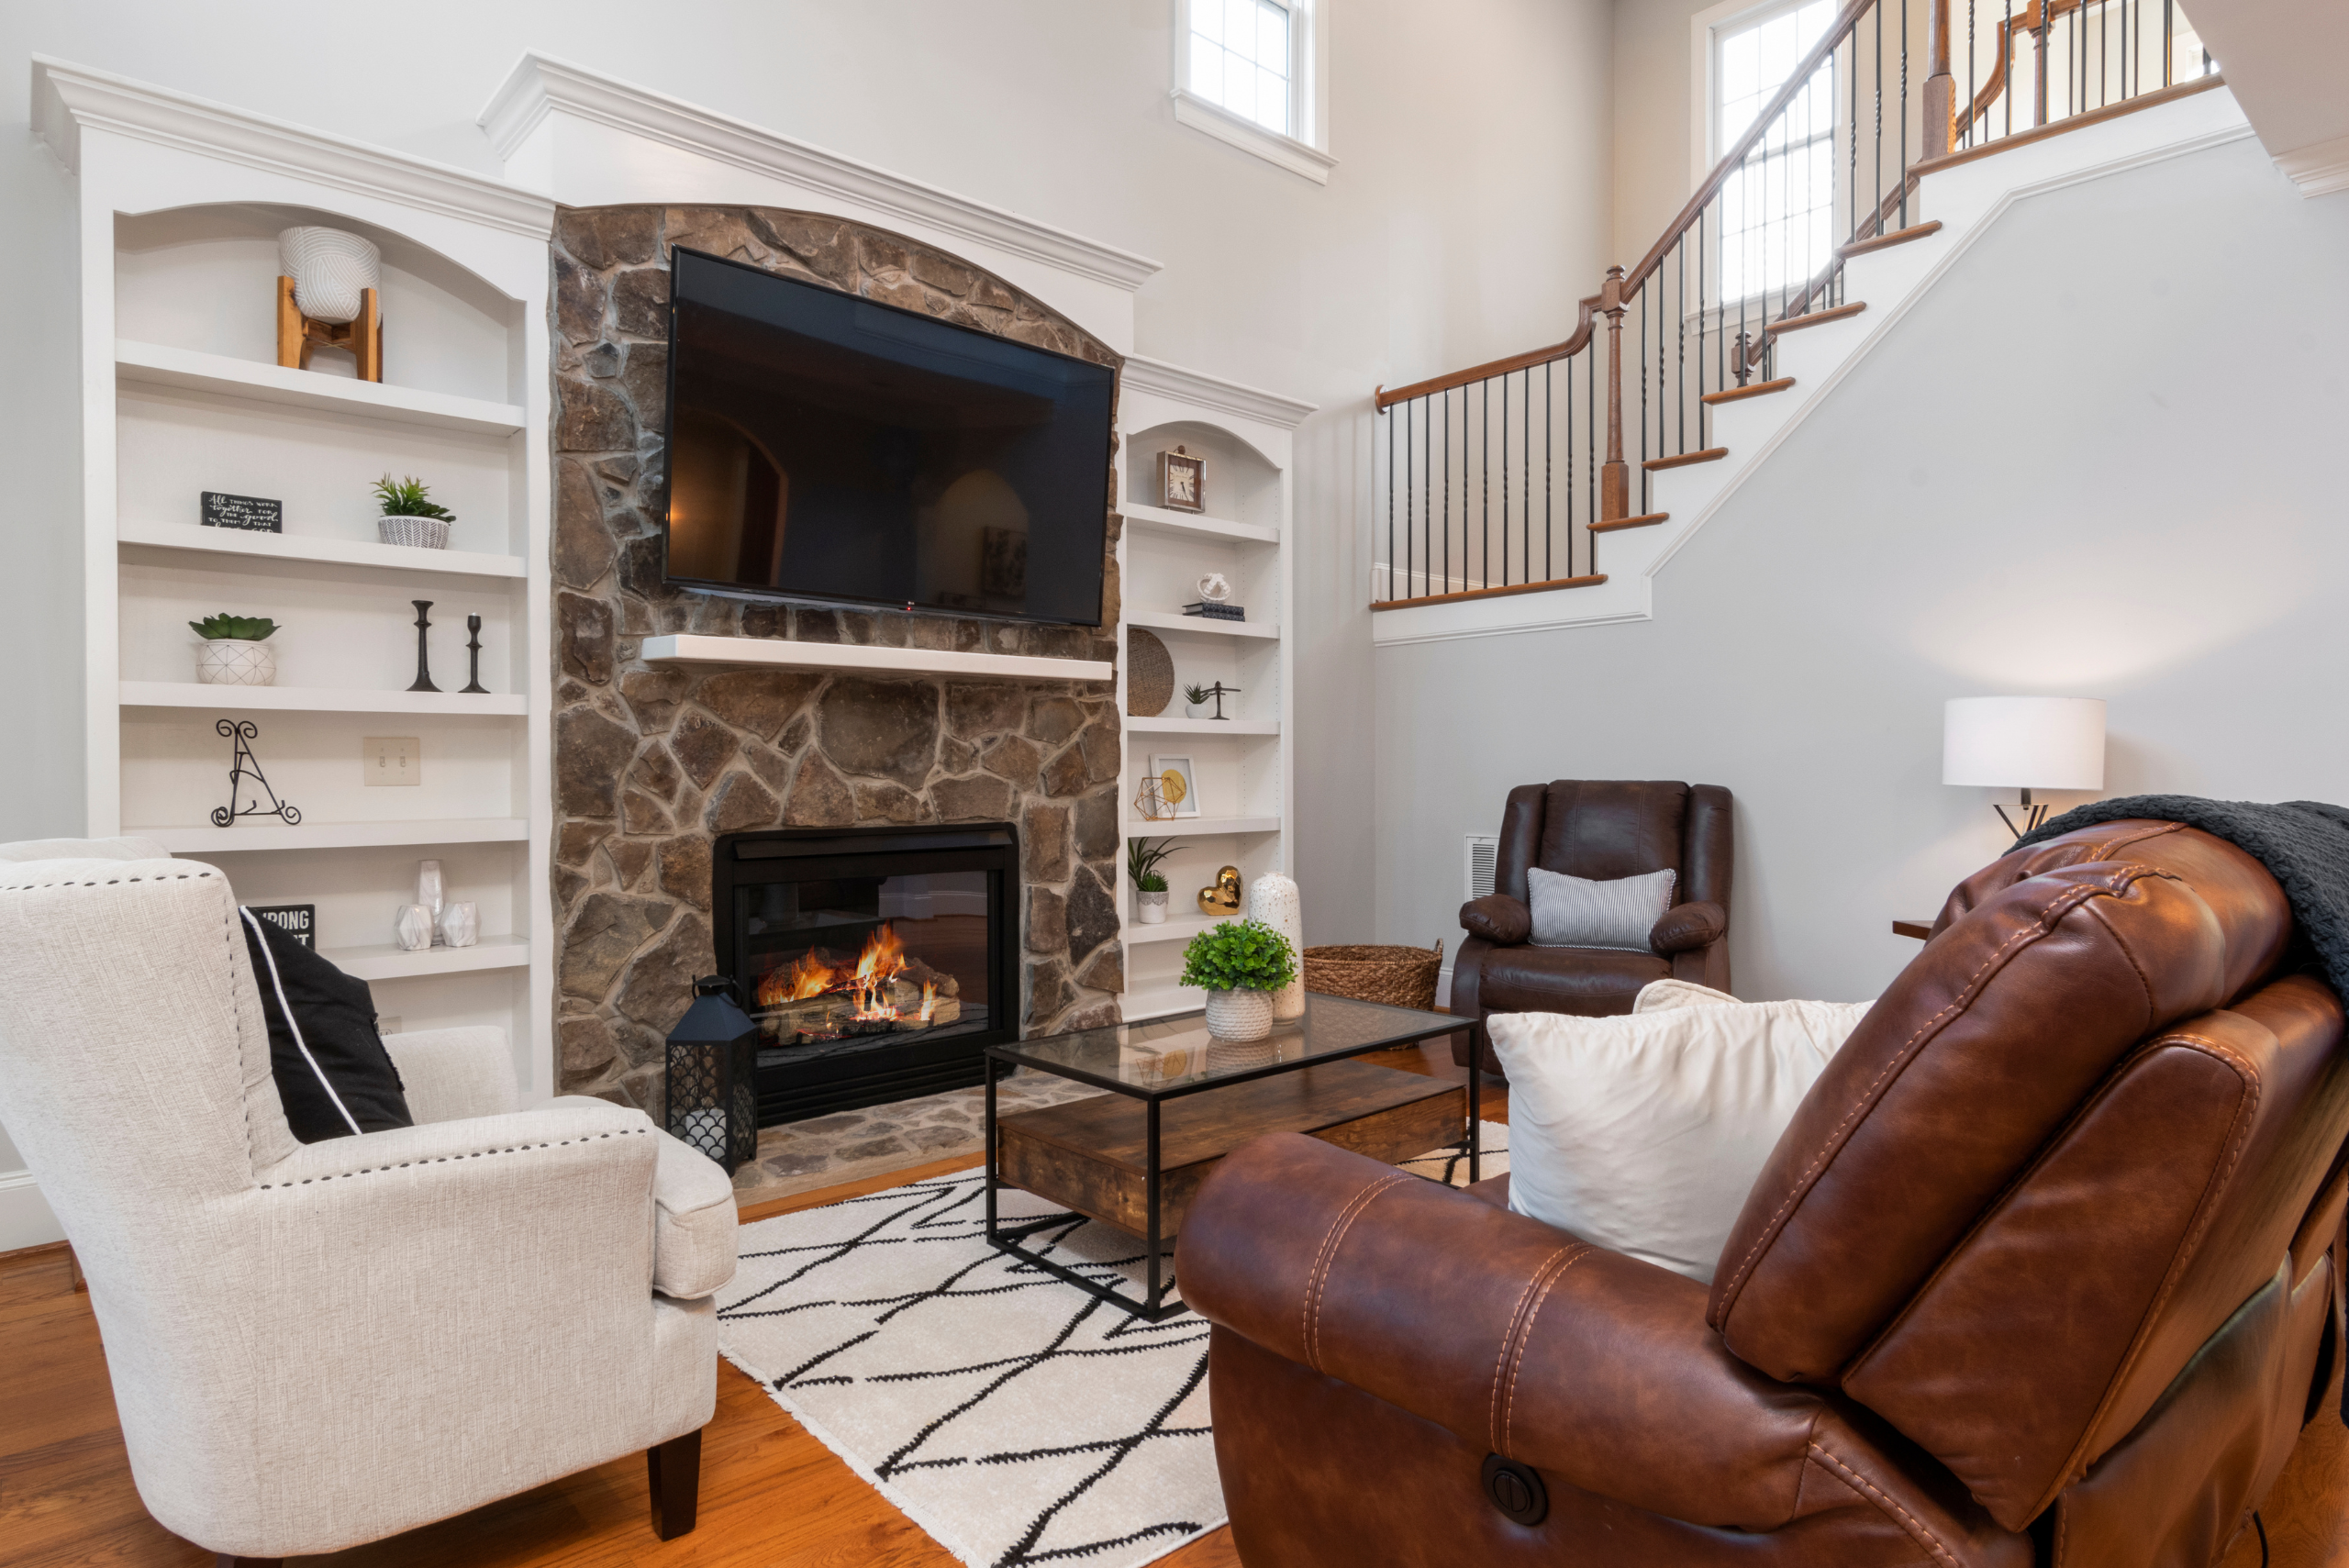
top-left (1184, 684), bottom-right (1209, 705)
top-left (1127, 837), bottom-right (1182, 894)
top-left (372, 474), bottom-right (456, 521)
top-left (1179, 918), bottom-right (1297, 995)
top-left (188, 614), bottom-right (278, 642)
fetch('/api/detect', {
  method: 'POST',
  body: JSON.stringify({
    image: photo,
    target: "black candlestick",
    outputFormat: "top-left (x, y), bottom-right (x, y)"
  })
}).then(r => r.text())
top-left (408, 600), bottom-right (439, 693)
top-left (461, 614), bottom-right (488, 694)
top-left (1203, 681), bottom-right (1241, 720)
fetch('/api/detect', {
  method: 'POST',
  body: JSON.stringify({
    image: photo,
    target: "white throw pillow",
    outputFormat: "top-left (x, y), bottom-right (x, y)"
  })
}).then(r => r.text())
top-left (1487, 989), bottom-right (1873, 1282)
top-left (1526, 865), bottom-right (1677, 950)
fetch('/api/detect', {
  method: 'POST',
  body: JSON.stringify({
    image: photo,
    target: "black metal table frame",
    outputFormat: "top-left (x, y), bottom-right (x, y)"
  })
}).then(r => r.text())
top-left (983, 1011), bottom-right (1477, 1323)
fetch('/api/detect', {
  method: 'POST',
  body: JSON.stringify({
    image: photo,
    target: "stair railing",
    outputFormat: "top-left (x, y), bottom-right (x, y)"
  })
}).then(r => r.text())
top-left (1371, 0), bottom-right (2215, 611)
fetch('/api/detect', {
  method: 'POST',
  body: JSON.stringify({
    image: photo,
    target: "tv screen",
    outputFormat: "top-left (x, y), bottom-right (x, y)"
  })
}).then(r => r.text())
top-left (660, 248), bottom-right (1114, 627)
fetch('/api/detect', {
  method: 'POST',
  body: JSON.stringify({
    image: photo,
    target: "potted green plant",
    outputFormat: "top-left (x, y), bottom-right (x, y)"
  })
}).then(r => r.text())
top-left (373, 474), bottom-right (456, 550)
top-left (1184, 683), bottom-right (1211, 720)
top-left (1127, 837), bottom-right (1182, 925)
top-left (1179, 918), bottom-right (1298, 1041)
top-left (189, 614), bottom-right (281, 687)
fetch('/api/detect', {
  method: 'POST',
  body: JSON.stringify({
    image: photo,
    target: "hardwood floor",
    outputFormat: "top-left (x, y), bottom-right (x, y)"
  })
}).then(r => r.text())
top-left (0, 1041), bottom-right (2338, 1567)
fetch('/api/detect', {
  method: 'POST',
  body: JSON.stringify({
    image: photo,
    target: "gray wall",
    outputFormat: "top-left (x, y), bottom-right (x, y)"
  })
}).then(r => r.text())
top-left (1375, 135), bottom-right (2349, 1001)
top-left (0, 0), bottom-right (1620, 950)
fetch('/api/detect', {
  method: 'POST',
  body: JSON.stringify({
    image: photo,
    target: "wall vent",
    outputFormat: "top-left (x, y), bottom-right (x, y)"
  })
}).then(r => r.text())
top-left (1464, 834), bottom-right (1498, 902)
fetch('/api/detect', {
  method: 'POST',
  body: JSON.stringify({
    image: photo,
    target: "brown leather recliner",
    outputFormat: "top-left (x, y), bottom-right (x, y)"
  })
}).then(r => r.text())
top-left (1180, 820), bottom-right (2349, 1568)
top-left (1452, 780), bottom-right (1733, 1076)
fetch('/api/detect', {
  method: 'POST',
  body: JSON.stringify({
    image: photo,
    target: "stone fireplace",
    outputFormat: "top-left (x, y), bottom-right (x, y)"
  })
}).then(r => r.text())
top-left (549, 204), bottom-right (1125, 1118)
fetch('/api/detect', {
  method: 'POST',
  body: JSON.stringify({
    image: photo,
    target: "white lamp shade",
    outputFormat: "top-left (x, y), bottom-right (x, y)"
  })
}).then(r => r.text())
top-left (1943, 696), bottom-right (2106, 790)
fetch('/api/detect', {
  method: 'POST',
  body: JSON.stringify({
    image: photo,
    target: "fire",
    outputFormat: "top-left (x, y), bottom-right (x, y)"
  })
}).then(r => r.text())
top-left (754, 922), bottom-right (912, 1013)
top-left (918, 980), bottom-right (938, 1022)
top-left (854, 923), bottom-right (907, 987)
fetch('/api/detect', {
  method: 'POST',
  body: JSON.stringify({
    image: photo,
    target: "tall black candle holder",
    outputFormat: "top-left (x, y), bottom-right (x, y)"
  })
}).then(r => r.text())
top-left (461, 614), bottom-right (488, 694)
top-left (407, 600), bottom-right (438, 693)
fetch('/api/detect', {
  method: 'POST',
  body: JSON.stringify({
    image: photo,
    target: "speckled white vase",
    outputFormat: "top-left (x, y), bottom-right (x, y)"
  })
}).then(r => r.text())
top-left (277, 226), bottom-right (381, 325)
top-left (1202, 986), bottom-right (1274, 1042)
top-left (1246, 873), bottom-right (1306, 1020)
top-left (195, 639), bottom-right (275, 686)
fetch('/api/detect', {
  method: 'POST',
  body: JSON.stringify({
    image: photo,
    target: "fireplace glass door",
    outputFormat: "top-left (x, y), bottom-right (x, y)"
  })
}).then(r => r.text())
top-left (743, 870), bottom-right (995, 1057)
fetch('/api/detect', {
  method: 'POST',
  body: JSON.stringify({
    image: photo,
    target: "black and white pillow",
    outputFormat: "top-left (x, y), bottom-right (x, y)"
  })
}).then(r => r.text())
top-left (239, 908), bottom-right (414, 1142)
top-left (1526, 865), bottom-right (1678, 951)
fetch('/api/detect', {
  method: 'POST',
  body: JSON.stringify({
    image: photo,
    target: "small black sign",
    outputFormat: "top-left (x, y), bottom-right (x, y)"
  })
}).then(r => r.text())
top-left (202, 492), bottom-right (284, 532)
top-left (248, 903), bottom-right (316, 950)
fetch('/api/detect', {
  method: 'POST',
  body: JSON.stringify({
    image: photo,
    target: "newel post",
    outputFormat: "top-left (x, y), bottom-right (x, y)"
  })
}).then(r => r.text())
top-left (1599, 265), bottom-right (1629, 523)
top-left (1922, 0), bottom-right (1956, 161)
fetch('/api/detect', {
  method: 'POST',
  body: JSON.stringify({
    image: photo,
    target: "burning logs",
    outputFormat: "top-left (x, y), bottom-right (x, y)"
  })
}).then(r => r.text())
top-left (751, 922), bottom-right (963, 1046)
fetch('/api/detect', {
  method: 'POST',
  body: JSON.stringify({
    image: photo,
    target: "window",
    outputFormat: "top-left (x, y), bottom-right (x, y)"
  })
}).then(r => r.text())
top-left (1191, 0), bottom-right (1292, 137)
top-left (1712, 0), bottom-right (1836, 302)
top-left (1172, 0), bottom-right (1334, 183)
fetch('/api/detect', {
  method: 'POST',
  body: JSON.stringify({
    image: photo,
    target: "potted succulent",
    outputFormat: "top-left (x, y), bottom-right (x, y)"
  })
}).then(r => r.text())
top-left (1180, 918), bottom-right (1298, 1042)
top-left (1127, 837), bottom-right (1182, 924)
top-left (373, 474), bottom-right (455, 550)
top-left (190, 614), bottom-right (281, 686)
top-left (1184, 683), bottom-right (1212, 719)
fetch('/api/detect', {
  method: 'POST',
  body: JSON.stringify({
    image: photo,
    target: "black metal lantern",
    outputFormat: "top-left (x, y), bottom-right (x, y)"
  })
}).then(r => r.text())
top-left (664, 974), bottom-right (760, 1173)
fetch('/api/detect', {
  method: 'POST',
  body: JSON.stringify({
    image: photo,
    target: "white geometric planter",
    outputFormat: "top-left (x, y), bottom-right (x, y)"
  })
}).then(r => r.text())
top-left (1202, 986), bottom-right (1274, 1041)
top-left (195, 638), bottom-right (276, 686)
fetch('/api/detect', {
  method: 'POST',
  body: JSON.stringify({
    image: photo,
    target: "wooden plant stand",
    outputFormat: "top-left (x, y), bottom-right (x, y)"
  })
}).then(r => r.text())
top-left (275, 276), bottom-right (382, 381)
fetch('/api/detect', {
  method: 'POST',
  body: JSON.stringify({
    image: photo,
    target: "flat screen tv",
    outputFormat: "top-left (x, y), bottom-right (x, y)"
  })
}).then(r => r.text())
top-left (659, 247), bottom-right (1115, 627)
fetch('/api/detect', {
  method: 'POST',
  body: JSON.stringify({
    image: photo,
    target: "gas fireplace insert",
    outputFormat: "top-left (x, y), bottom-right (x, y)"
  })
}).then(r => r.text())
top-left (712, 824), bottom-right (1019, 1126)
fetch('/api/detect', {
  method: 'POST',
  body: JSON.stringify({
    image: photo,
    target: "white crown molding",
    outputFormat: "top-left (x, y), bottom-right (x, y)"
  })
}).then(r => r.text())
top-left (476, 52), bottom-right (1163, 292)
top-left (1122, 353), bottom-right (1318, 429)
top-left (1170, 88), bottom-right (1338, 184)
top-left (2275, 130), bottom-right (2349, 197)
top-left (29, 56), bottom-right (554, 239)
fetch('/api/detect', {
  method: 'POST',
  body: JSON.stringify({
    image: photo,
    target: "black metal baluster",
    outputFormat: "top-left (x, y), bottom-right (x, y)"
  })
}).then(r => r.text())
top-left (1586, 348), bottom-right (1596, 570)
top-left (1639, 282), bottom-right (1650, 514)
top-left (1423, 395), bottom-right (1433, 599)
top-left (1443, 388), bottom-right (1451, 595)
top-left (2004, 0), bottom-right (2014, 137)
top-left (1968, 0), bottom-right (1976, 146)
top-left (1481, 379), bottom-right (1489, 593)
top-left (1383, 405), bottom-right (1393, 602)
top-left (1404, 394), bottom-right (1415, 599)
top-left (2163, 0), bottom-right (2171, 86)
top-left (1500, 373), bottom-right (1510, 587)
top-left (1544, 361), bottom-right (1553, 581)
top-left (1699, 202), bottom-right (1710, 450)
top-left (1899, 0), bottom-right (1909, 228)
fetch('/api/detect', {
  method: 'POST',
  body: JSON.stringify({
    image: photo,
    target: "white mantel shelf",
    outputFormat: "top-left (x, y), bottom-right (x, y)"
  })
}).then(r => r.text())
top-left (640, 633), bottom-right (1114, 684)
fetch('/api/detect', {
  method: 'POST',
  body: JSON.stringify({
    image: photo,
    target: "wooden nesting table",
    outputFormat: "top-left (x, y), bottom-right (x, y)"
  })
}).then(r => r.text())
top-left (984, 994), bottom-right (1474, 1322)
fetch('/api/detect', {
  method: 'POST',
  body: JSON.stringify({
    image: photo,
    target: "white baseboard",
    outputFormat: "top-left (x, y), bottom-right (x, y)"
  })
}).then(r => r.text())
top-left (0, 1169), bottom-right (63, 1252)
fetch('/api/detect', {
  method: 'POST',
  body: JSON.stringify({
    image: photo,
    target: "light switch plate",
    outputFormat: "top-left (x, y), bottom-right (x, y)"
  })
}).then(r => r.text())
top-left (363, 736), bottom-right (421, 786)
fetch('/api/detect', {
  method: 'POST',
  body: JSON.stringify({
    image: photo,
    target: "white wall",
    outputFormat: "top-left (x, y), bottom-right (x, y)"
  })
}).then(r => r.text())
top-left (1374, 134), bottom-right (2349, 1002)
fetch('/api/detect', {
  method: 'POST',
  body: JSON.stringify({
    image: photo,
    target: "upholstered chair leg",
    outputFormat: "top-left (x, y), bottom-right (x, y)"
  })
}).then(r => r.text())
top-left (648, 1428), bottom-right (704, 1540)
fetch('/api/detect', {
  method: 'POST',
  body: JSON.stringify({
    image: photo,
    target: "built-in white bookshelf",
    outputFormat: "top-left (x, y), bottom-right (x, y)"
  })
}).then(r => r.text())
top-left (1115, 356), bottom-right (1314, 1021)
top-left (39, 58), bottom-right (557, 1095)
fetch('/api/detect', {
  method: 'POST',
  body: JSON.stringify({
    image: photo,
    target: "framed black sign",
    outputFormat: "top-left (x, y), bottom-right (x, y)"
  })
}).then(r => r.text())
top-left (246, 903), bottom-right (316, 950)
top-left (202, 492), bottom-right (284, 532)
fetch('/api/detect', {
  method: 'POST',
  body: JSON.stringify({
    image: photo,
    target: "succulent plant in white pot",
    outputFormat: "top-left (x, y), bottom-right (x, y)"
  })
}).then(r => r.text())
top-left (190, 614), bottom-right (281, 687)
top-left (373, 473), bottom-right (455, 550)
top-left (1127, 836), bottom-right (1182, 925)
top-left (1179, 918), bottom-right (1299, 1042)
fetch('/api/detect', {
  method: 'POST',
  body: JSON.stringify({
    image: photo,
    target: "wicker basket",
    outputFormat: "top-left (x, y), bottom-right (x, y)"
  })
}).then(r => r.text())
top-left (377, 514), bottom-right (451, 550)
top-left (1303, 940), bottom-right (1444, 1011)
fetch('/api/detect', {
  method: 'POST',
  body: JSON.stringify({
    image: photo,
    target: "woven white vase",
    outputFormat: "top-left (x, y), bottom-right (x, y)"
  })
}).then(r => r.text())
top-left (1202, 986), bottom-right (1274, 1041)
top-left (377, 515), bottom-right (450, 550)
top-left (277, 226), bottom-right (381, 325)
top-left (1245, 873), bottom-right (1307, 1020)
top-left (195, 639), bottom-right (275, 686)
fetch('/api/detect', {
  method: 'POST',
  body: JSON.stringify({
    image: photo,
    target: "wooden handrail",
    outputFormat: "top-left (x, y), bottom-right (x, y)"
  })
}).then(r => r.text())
top-left (1375, 294), bottom-right (1602, 410)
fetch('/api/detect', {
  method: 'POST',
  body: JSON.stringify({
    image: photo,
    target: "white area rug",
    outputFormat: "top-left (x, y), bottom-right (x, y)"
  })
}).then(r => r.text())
top-left (716, 1121), bottom-right (1509, 1568)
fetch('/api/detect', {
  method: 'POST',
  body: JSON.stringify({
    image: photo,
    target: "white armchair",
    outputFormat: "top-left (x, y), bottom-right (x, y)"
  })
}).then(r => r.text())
top-left (0, 841), bottom-right (737, 1564)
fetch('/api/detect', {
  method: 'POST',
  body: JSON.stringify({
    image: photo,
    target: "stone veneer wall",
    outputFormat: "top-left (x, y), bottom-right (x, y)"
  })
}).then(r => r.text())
top-left (548, 205), bottom-right (1124, 1113)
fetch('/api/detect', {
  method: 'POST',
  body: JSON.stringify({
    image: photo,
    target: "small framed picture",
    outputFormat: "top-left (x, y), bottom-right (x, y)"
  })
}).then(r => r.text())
top-left (1158, 446), bottom-right (1205, 514)
top-left (1149, 753), bottom-right (1199, 818)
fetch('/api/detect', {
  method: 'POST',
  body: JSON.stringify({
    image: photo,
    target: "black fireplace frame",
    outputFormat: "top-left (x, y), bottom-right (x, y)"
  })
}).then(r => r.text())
top-left (712, 823), bottom-right (1019, 1126)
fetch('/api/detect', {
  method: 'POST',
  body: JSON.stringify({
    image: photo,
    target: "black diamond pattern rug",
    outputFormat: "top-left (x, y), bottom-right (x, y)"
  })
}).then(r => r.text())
top-left (715, 1122), bottom-right (1508, 1567)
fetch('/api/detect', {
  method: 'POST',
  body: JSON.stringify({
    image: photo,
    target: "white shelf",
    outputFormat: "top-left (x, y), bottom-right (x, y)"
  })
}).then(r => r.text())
top-left (1120, 501), bottom-right (1278, 545)
top-left (641, 632), bottom-right (1113, 683)
top-left (323, 936), bottom-right (530, 983)
top-left (132, 817), bottom-right (530, 853)
top-left (121, 681), bottom-right (527, 716)
top-left (1125, 815), bottom-right (1283, 838)
top-left (1126, 609), bottom-right (1278, 641)
top-left (1121, 983), bottom-right (1205, 1022)
top-left (1124, 715), bottom-right (1278, 736)
top-left (115, 339), bottom-right (528, 436)
top-left (1126, 913), bottom-right (1239, 947)
top-left (118, 519), bottom-right (526, 580)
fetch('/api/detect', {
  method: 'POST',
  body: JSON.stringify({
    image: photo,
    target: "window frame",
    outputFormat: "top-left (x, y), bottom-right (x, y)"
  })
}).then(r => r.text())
top-left (1689, 0), bottom-right (1847, 307)
top-left (1171, 0), bottom-right (1336, 184)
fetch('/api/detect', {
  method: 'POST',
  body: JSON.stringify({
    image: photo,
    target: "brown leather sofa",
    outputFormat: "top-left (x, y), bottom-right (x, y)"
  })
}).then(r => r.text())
top-left (1180, 820), bottom-right (2349, 1567)
top-left (1452, 780), bottom-right (1733, 1076)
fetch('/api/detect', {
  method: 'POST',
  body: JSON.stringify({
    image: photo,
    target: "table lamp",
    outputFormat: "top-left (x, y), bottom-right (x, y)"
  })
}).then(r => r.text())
top-left (1943, 696), bottom-right (2106, 840)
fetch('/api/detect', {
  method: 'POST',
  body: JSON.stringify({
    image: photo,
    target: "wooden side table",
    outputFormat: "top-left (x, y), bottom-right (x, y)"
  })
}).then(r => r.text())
top-left (1892, 920), bottom-right (1933, 940)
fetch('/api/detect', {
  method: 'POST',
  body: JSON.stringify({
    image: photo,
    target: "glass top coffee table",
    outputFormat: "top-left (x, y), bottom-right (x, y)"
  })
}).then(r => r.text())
top-left (984, 993), bottom-right (1475, 1321)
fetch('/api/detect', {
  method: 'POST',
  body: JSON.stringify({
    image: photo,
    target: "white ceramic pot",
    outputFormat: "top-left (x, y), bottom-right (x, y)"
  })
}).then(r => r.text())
top-left (1137, 889), bottom-right (1169, 924)
top-left (1186, 701), bottom-right (1211, 719)
top-left (278, 226), bottom-right (382, 325)
top-left (1202, 986), bottom-right (1274, 1041)
top-left (378, 514), bottom-right (451, 550)
top-left (196, 639), bottom-right (276, 686)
